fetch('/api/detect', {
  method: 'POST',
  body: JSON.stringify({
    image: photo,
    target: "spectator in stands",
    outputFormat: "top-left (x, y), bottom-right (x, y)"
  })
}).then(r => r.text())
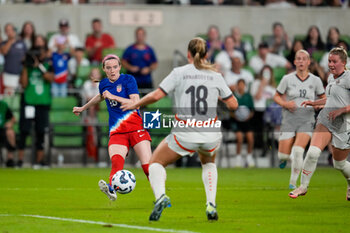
top-left (0, 28), bottom-right (3, 69)
top-left (206, 25), bottom-right (224, 63)
top-left (0, 98), bottom-right (17, 167)
top-left (264, 22), bottom-right (292, 56)
top-left (82, 67), bottom-right (101, 120)
top-left (18, 34), bottom-right (54, 169)
top-left (295, 0), bottom-right (325, 6)
top-left (303, 25), bottom-right (325, 56)
top-left (231, 79), bottom-right (255, 168)
top-left (225, 56), bottom-right (254, 92)
top-left (326, 27), bottom-right (346, 51)
top-left (48, 19), bottom-right (82, 52)
top-left (0, 23), bottom-right (27, 97)
top-left (122, 27), bottom-right (158, 91)
top-left (287, 40), bottom-right (304, 68)
top-left (249, 42), bottom-right (291, 74)
top-left (85, 18), bottom-right (116, 65)
top-left (51, 35), bottom-right (72, 97)
top-left (250, 65), bottom-right (276, 151)
top-left (68, 47), bottom-right (90, 88)
top-left (19, 21), bottom-right (36, 50)
top-left (265, 0), bottom-right (296, 8)
top-left (215, 35), bottom-right (244, 75)
top-left (231, 26), bottom-right (253, 62)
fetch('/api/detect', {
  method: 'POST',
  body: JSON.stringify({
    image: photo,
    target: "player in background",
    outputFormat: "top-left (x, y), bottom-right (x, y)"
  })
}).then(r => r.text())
top-left (122, 37), bottom-right (238, 221)
top-left (273, 50), bottom-right (325, 189)
top-left (289, 47), bottom-right (350, 200)
top-left (73, 54), bottom-right (152, 201)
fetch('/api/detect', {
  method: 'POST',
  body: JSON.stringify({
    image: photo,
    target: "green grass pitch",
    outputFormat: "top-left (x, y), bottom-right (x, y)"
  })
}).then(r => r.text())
top-left (1, 167), bottom-right (350, 233)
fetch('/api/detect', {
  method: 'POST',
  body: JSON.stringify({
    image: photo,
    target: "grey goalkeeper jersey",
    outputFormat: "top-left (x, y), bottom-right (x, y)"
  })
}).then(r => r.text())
top-left (159, 64), bottom-right (233, 142)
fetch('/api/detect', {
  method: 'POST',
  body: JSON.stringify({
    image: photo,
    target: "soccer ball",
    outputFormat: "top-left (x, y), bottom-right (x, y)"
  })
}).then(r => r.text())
top-left (111, 170), bottom-right (136, 194)
top-left (235, 105), bottom-right (250, 122)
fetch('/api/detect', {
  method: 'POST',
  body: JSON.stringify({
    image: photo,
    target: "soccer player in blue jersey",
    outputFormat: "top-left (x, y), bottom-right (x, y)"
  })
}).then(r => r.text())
top-left (73, 54), bottom-right (152, 201)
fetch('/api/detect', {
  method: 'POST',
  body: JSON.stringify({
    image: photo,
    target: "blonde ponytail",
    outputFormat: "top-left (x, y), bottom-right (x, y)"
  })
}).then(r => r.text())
top-left (188, 37), bottom-right (217, 72)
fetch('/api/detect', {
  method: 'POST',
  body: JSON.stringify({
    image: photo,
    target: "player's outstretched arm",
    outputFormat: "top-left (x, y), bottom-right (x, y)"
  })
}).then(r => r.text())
top-left (73, 94), bottom-right (103, 116)
top-left (121, 88), bottom-right (166, 111)
top-left (222, 95), bottom-right (238, 111)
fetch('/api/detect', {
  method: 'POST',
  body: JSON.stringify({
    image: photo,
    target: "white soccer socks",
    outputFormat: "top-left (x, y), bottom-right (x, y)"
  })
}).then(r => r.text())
top-left (290, 146), bottom-right (304, 187)
top-left (300, 146), bottom-right (321, 189)
top-left (333, 159), bottom-right (350, 186)
top-left (149, 163), bottom-right (167, 201)
top-left (278, 152), bottom-right (289, 161)
top-left (202, 163), bottom-right (218, 206)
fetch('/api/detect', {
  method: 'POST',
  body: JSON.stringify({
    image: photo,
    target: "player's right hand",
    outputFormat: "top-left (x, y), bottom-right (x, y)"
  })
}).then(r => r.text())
top-left (284, 101), bottom-right (297, 112)
top-left (72, 106), bottom-right (83, 116)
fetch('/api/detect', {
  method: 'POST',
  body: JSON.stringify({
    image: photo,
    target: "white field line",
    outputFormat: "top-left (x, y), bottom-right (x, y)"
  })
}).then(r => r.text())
top-left (0, 214), bottom-right (199, 233)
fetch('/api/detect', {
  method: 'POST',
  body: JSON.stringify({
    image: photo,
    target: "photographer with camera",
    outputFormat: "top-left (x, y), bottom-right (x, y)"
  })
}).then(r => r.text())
top-left (18, 34), bottom-right (54, 169)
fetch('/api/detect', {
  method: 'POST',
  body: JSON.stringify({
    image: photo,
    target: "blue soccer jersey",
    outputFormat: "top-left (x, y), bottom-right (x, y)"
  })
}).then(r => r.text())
top-left (122, 44), bottom-right (157, 86)
top-left (99, 74), bottom-right (144, 135)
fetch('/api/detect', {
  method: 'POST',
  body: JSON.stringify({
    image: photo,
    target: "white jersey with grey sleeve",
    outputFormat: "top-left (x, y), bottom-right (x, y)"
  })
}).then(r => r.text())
top-left (318, 70), bottom-right (350, 135)
top-left (159, 64), bottom-right (233, 143)
top-left (276, 72), bottom-right (325, 135)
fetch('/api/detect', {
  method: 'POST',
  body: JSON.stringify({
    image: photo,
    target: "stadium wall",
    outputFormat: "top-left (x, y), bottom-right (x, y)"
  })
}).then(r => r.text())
top-left (0, 5), bottom-right (348, 85)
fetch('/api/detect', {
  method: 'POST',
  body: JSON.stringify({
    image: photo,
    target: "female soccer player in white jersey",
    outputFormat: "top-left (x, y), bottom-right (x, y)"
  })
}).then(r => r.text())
top-left (290, 47), bottom-right (350, 200)
top-left (273, 50), bottom-right (325, 189)
top-left (73, 54), bottom-right (152, 201)
top-left (122, 37), bottom-right (238, 221)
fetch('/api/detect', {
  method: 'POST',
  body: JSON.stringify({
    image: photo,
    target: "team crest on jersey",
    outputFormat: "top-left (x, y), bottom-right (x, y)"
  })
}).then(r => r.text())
top-left (116, 84), bottom-right (122, 92)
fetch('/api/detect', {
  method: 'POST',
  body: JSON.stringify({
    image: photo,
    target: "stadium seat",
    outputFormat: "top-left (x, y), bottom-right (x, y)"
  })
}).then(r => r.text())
top-left (243, 65), bottom-right (255, 76)
top-left (196, 33), bottom-right (208, 41)
top-left (74, 65), bottom-right (92, 88)
top-left (261, 34), bottom-right (271, 43)
top-left (241, 34), bottom-right (254, 49)
top-left (46, 31), bottom-right (57, 41)
top-left (246, 50), bottom-right (257, 63)
top-left (273, 67), bottom-right (287, 85)
top-left (312, 50), bottom-right (325, 63)
top-left (2, 94), bottom-right (21, 134)
top-left (97, 102), bottom-right (109, 148)
top-left (340, 34), bottom-right (350, 46)
top-left (293, 34), bottom-right (306, 42)
top-left (49, 96), bottom-right (86, 164)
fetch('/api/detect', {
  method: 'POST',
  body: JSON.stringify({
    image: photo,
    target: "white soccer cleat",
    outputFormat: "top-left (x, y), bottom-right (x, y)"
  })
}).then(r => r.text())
top-left (98, 180), bottom-right (117, 201)
top-left (206, 202), bottom-right (218, 221)
top-left (289, 186), bottom-right (307, 199)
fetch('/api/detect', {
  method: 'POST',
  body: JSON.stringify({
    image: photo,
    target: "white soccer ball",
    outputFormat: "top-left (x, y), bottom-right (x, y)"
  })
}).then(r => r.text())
top-left (111, 170), bottom-right (136, 194)
top-left (235, 105), bottom-right (250, 122)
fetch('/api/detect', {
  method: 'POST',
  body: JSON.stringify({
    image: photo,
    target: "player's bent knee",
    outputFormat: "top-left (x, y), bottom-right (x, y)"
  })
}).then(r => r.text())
top-left (333, 159), bottom-right (346, 170)
top-left (306, 146), bottom-right (321, 161)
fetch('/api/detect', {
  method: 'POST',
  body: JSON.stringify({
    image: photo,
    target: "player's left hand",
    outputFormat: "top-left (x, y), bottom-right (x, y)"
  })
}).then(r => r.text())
top-left (120, 102), bottom-right (137, 111)
top-left (328, 108), bottom-right (345, 121)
